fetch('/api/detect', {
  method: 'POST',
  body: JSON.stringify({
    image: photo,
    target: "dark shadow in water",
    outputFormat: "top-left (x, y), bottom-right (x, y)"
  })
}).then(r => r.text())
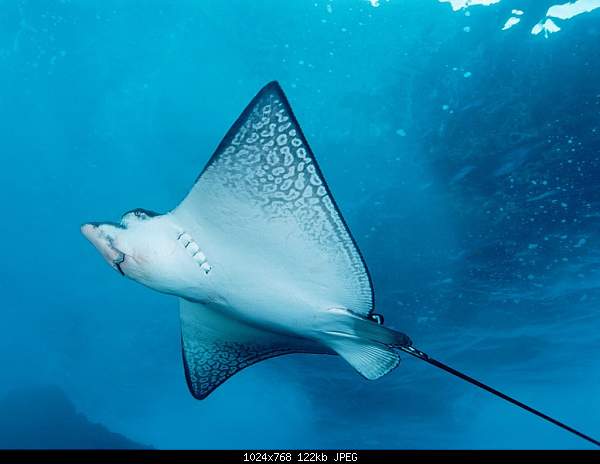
top-left (0, 385), bottom-right (151, 449)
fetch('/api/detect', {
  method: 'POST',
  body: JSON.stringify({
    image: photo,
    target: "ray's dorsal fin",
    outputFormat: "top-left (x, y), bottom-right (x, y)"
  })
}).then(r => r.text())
top-left (173, 81), bottom-right (374, 316)
top-left (179, 299), bottom-right (329, 399)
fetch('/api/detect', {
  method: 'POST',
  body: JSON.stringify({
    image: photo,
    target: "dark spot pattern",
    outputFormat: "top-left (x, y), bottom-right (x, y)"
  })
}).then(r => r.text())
top-left (182, 338), bottom-right (303, 400)
top-left (190, 82), bottom-right (373, 315)
top-left (181, 328), bottom-right (329, 400)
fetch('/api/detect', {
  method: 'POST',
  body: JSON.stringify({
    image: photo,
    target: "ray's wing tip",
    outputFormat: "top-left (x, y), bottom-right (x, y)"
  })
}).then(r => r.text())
top-left (262, 80), bottom-right (283, 91)
top-left (190, 390), bottom-right (210, 401)
top-left (182, 360), bottom-right (212, 401)
top-left (258, 80), bottom-right (286, 99)
top-left (181, 338), bottom-right (208, 401)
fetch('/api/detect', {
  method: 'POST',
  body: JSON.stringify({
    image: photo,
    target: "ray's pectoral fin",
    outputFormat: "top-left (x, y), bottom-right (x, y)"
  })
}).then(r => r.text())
top-left (180, 299), bottom-right (330, 400)
top-left (173, 81), bottom-right (374, 319)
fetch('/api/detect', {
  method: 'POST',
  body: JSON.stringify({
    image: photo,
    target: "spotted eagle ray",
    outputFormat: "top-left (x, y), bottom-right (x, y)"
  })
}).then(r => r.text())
top-left (82, 82), bottom-right (598, 447)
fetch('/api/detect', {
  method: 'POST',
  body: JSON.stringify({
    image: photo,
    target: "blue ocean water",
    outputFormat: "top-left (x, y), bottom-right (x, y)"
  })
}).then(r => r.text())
top-left (0, 0), bottom-right (599, 450)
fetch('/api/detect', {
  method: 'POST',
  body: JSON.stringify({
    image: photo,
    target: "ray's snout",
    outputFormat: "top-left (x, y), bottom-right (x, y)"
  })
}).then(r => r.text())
top-left (80, 223), bottom-right (125, 275)
top-left (80, 223), bottom-right (98, 242)
top-left (81, 223), bottom-right (109, 250)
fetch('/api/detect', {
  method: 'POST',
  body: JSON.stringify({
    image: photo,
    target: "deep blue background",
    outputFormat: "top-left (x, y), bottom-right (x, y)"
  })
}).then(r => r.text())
top-left (0, 0), bottom-right (598, 449)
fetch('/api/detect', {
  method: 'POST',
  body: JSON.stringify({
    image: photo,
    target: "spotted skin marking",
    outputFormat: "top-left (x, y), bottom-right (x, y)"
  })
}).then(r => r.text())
top-left (174, 82), bottom-right (376, 399)
top-left (180, 299), bottom-right (329, 399)
top-left (182, 338), bottom-right (308, 400)
top-left (194, 82), bottom-right (373, 316)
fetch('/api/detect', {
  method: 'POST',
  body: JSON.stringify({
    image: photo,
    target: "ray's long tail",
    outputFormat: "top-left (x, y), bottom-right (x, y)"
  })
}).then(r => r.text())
top-left (320, 308), bottom-right (598, 447)
top-left (399, 345), bottom-right (600, 448)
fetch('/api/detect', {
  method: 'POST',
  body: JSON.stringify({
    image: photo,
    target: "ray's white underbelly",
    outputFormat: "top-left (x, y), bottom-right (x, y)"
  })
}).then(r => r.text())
top-left (188, 268), bottom-right (328, 338)
top-left (170, 224), bottom-right (338, 338)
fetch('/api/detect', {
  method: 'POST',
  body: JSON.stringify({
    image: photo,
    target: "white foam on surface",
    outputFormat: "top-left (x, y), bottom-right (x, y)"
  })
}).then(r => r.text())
top-left (502, 16), bottom-right (521, 30)
top-left (438, 0), bottom-right (501, 11)
top-left (528, 0), bottom-right (600, 37)
top-left (546, 0), bottom-right (600, 20)
top-left (432, 0), bottom-right (600, 37)
top-left (531, 18), bottom-right (562, 36)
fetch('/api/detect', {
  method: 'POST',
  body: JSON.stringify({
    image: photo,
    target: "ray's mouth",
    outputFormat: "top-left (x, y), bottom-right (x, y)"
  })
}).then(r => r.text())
top-left (103, 233), bottom-right (127, 276)
top-left (113, 254), bottom-right (126, 276)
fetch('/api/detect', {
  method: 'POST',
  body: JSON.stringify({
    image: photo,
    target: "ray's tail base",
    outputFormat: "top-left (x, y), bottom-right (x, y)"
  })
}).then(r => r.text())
top-left (320, 309), bottom-right (412, 380)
